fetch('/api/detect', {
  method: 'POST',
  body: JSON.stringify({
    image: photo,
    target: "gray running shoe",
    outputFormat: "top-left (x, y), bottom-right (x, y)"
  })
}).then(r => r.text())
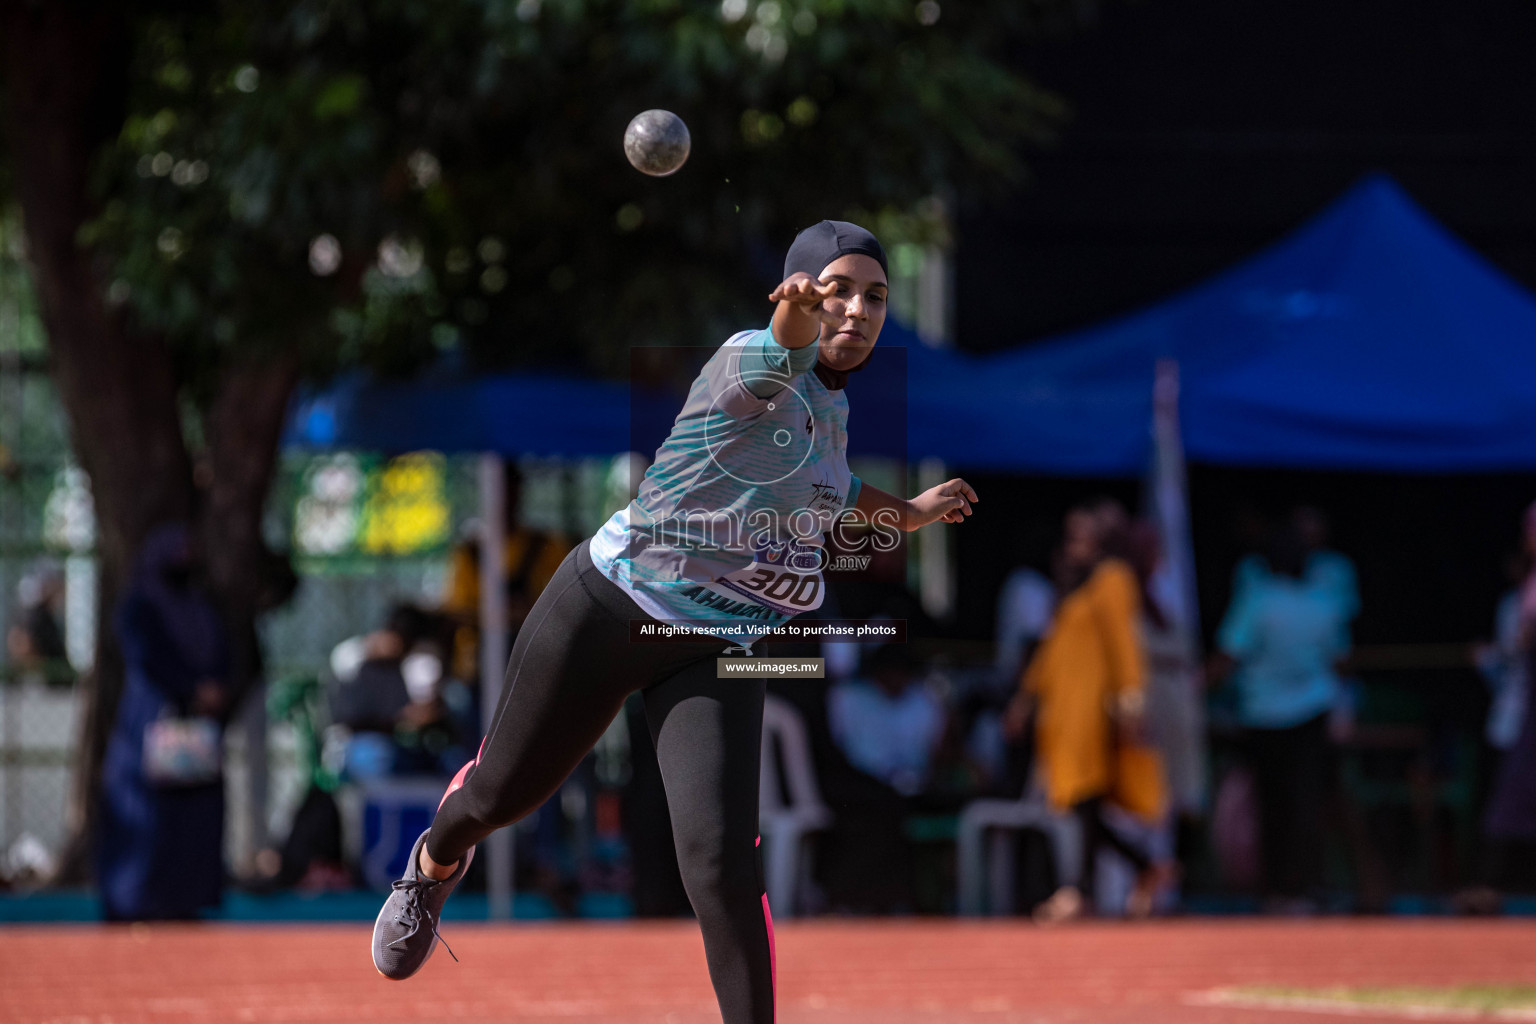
top-left (371, 829), bottom-right (472, 980)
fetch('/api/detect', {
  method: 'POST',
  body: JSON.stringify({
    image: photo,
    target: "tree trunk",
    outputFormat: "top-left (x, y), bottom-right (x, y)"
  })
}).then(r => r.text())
top-left (198, 352), bottom-right (301, 863)
top-left (202, 355), bottom-right (302, 701)
top-left (0, 2), bottom-right (195, 882)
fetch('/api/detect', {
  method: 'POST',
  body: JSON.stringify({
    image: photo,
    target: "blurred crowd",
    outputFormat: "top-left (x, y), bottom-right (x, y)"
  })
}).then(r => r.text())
top-left (4, 563), bottom-right (68, 686)
top-left (25, 479), bottom-right (1536, 922)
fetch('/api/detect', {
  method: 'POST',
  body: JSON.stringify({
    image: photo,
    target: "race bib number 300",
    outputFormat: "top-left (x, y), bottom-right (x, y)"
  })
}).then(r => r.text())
top-left (714, 542), bottom-right (825, 615)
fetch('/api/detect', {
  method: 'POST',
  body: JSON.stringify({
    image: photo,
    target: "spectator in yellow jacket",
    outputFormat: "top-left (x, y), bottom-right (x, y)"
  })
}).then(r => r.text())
top-left (1006, 501), bottom-right (1170, 920)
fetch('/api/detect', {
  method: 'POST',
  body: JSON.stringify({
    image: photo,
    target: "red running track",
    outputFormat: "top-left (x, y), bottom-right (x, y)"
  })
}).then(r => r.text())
top-left (2, 919), bottom-right (1534, 1023)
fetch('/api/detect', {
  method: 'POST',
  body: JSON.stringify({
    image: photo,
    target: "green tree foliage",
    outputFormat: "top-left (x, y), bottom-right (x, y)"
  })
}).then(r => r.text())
top-left (94, 0), bottom-right (1078, 379)
top-left (2, 0), bottom-right (1090, 875)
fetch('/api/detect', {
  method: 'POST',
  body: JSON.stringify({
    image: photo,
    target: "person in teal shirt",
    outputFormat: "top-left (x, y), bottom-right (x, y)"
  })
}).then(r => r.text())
top-left (1215, 523), bottom-right (1350, 909)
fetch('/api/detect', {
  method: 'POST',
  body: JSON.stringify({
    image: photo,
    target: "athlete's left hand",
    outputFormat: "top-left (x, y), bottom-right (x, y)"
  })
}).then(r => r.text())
top-left (906, 478), bottom-right (978, 529)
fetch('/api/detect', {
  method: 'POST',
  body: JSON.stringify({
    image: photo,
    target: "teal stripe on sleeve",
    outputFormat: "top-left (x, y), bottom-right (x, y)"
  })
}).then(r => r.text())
top-left (847, 474), bottom-right (862, 509)
top-left (740, 325), bottom-right (821, 398)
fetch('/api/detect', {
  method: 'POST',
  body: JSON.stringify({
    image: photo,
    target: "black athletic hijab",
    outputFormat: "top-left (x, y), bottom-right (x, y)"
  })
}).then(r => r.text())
top-left (783, 220), bottom-right (888, 391)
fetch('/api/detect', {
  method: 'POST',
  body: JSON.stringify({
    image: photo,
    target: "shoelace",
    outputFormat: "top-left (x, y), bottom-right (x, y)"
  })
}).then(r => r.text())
top-left (389, 878), bottom-right (459, 962)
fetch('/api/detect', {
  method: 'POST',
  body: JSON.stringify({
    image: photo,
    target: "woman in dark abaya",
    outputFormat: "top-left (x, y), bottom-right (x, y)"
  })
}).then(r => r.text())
top-left (99, 523), bottom-right (231, 921)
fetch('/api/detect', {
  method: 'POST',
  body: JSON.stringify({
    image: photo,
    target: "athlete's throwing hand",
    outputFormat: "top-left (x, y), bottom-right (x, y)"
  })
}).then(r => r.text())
top-left (907, 478), bottom-right (978, 528)
top-left (769, 272), bottom-right (839, 312)
top-left (769, 272), bottom-right (842, 348)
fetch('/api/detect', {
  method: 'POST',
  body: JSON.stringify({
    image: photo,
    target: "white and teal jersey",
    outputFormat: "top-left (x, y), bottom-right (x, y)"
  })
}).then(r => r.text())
top-left (589, 326), bottom-right (864, 645)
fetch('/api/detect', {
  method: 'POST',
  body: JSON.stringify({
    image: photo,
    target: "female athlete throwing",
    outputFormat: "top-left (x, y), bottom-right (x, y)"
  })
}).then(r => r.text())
top-left (371, 221), bottom-right (978, 1023)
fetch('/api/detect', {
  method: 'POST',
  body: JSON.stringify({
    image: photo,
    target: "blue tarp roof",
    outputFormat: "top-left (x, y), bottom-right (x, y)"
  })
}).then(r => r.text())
top-left (287, 176), bottom-right (1536, 475)
top-left (910, 174), bottom-right (1536, 475)
top-left (288, 367), bottom-right (634, 459)
top-left (285, 342), bottom-right (911, 461)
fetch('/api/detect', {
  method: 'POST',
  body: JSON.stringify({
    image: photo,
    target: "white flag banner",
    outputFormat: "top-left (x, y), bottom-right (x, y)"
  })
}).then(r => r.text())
top-left (1148, 359), bottom-right (1201, 655)
top-left (1144, 360), bottom-right (1210, 814)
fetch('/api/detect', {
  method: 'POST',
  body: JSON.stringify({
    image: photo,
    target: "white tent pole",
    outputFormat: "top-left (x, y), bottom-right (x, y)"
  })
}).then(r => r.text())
top-left (240, 692), bottom-right (270, 874)
top-left (1150, 360), bottom-right (1202, 654)
top-left (917, 457), bottom-right (954, 620)
top-left (477, 453), bottom-right (513, 920)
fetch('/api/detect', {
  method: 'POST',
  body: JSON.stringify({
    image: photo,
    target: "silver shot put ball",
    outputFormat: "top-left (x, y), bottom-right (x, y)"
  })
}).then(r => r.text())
top-left (624, 109), bottom-right (691, 177)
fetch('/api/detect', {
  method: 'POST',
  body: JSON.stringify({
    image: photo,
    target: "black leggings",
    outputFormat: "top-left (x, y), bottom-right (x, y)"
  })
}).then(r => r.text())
top-left (1245, 713), bottom-right (1332, 900)
top-left (1072, 796), bottom-right (1152, 901)
top-left (428, 543), bottom-right (774, 1024)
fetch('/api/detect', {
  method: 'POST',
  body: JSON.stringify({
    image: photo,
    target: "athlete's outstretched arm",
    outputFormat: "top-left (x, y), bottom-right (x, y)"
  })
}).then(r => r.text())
top-left (855, 478), bottom-right (978, 531)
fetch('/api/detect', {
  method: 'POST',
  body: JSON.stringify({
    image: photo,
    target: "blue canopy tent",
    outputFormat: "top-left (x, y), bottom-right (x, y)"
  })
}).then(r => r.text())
top-left (288, 174), bottom-right (1536, 481)
top-left (287, 367), bottom-right (632, 457)
top-left (902, 174), bottom-right (1536, 475)
top-left (286, 342), bottom-right (911, 460)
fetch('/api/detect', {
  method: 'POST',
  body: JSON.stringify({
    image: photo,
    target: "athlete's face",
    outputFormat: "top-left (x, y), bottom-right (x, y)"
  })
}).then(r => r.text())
top-left (816, 253), bottom-right (887, 371)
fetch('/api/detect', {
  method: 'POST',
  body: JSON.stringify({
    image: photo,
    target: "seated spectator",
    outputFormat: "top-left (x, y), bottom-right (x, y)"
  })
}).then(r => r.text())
top-left (330, 606), bottom-right (422, 725)
top-left (392, 643), bottom-right (473, 777)
top-left (6, 564), bottom-right (70, 684)
top-left (330, 603), bottom-right (467, 779)
top-left (813, 644), bottom-right (952, 913)
top-left (828, 643), bottom-right (948, 797)
top-left (995, 563), bottom-right (1055, 687)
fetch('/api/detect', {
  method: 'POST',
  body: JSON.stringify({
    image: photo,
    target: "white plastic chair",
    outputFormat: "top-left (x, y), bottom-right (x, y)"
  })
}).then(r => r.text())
top-left (956, 778), bottom-right (1082, 916)
top-left (758, 695), bottom-right (834, 916)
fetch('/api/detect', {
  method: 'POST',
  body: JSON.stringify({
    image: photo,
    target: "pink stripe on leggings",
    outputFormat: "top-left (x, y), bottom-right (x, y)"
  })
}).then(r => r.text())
top-left (437, 738), bottom-right (486, 810)
top-left (758, 835), bottom-right (776, 1021)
